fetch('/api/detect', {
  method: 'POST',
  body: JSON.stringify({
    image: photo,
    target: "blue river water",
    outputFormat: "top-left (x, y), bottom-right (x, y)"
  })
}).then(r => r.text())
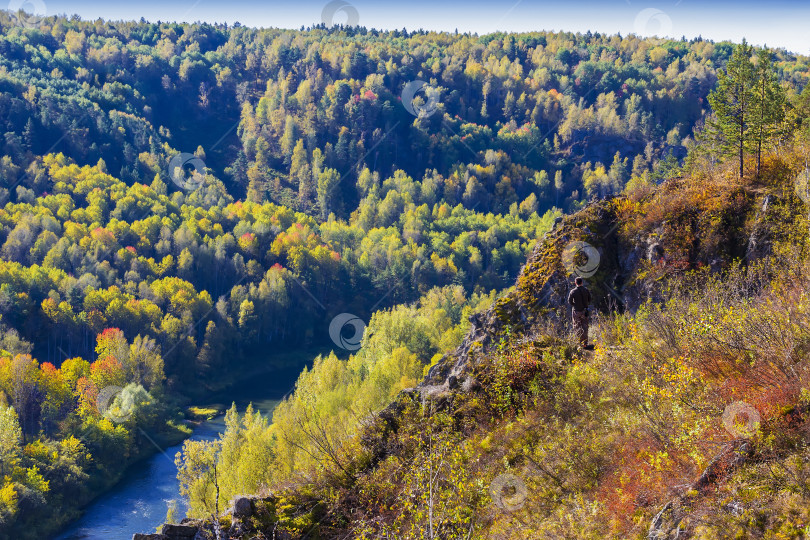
top-left (53, 362), bottom-right (304, 540)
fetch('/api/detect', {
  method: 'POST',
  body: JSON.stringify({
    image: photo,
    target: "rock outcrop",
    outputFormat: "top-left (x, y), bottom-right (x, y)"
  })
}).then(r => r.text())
top-left (133, 495), bottom-right (278, 540)
top-left (418, 200), bottom-right (625, 399)
top-left (132, 523), bottom-right (199, 540)
top-left (417, 186), bottom-right (783, 405)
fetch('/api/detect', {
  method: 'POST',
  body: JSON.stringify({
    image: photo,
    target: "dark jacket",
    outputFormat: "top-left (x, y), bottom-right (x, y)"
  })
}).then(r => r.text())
top-left (567, 285), bottom-right (591, 313)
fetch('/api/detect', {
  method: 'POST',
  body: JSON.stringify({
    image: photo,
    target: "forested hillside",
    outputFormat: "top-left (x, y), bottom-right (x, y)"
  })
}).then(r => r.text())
top-left (3, 11), bottom-right (808, 214)
top-left (0, 9), bottom-right (809, 540)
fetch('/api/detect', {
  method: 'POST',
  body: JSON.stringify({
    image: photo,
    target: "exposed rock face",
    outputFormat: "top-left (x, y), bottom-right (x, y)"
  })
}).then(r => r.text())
top-left (417, 188), bottom-right (780, 406)
top-left (647, 242), bottom-right (664, 263)
top-left (161, 523), bottom-right (199, 538)
top-left (132, 523), bottom-right (200, 540)
top-left (746, 195), bottom-right (777, 263)
top-left (419, 201), bottom-right (624, 400)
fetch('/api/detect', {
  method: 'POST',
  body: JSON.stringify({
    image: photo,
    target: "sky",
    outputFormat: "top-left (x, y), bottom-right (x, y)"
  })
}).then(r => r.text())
top-left (7, 0), bottom-right (810, 55)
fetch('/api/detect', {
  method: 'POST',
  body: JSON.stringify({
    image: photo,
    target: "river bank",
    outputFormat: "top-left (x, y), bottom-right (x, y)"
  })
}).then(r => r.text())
top-left (50, 348), bottom-right (322, 540)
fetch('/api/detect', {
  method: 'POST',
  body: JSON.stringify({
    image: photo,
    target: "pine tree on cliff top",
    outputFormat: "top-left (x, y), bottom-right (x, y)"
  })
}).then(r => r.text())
top-left (707, 40), bottom-right (756, 178)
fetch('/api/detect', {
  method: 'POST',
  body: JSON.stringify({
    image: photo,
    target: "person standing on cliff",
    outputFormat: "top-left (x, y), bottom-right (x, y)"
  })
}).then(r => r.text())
top-left (567, 276), bottom-right (592, 348)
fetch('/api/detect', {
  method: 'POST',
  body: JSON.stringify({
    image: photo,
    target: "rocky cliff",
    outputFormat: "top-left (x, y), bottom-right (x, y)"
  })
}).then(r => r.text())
top-left (419, 174), bottom-right (786, 402)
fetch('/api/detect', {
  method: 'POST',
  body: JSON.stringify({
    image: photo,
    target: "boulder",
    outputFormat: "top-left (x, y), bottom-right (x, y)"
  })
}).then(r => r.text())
top-left (132, 535), bottom-right (167, 540)
top-left (231, 496), bottom-right (254, 519)
top-left (160, 523), bottom-right (199, 539)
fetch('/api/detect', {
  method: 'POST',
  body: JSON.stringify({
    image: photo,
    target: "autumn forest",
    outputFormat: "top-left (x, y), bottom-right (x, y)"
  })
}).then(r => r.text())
top-left (0, 8), bottom-right (809, 539)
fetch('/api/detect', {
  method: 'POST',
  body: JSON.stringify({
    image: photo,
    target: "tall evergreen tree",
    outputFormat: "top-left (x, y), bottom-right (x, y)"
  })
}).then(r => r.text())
top-left (750, 48), bottom-right (786, 177)
top-left (22, 118), bottom-right (35, 151)
top-left (707, 40), bottom-right (755, 178)
top-left (317, 168), bottom-right (341, 220)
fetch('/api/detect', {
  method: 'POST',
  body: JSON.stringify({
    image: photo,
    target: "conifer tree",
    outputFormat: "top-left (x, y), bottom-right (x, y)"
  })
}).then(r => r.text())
top-left (707, 40), bottom-right (755, 178)
top-left (750, 48), bottom-right (786, 176)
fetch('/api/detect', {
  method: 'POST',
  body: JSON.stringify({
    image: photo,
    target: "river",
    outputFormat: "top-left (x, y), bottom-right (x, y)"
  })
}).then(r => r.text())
top-left (53, 360), bottom-right (311, 540)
